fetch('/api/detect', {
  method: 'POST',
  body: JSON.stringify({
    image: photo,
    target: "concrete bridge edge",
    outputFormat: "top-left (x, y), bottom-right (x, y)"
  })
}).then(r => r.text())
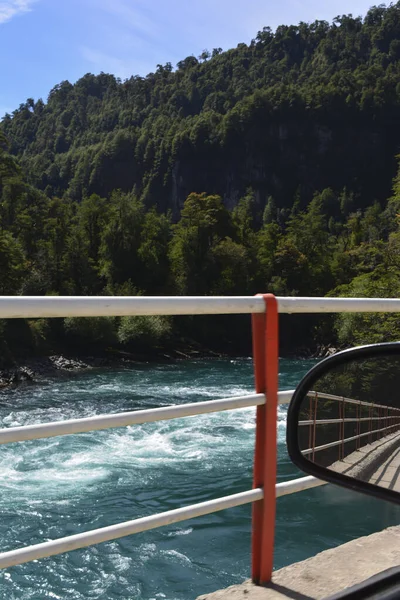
top-left (196, 525), bottom-right (400, 600)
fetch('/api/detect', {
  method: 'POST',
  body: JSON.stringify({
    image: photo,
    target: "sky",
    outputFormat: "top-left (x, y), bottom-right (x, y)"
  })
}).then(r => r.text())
top-left (0, 0), bottom-right (380, 117)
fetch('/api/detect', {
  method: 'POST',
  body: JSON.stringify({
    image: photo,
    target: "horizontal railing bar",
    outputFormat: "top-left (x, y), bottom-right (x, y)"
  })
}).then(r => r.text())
top-left (276, 475), bottom-right (327, 496)
top-left (303, 425), bottom-right (400, 455)
top-left (0, 296), bottom-right (400, 318)
top-left (0, 296), bottom-right (265, 318)
top-left (307, 391), bottom-right (400, 412)
top-left (278, 390), bottom-right (294, 404)
top-left (0, 488), bottom-right (263, 569)
top-left (0, 391), bottom-right (294, 446)
top-left (277, 297), bottom-right (400, 314)
top-left (0, 476), bottom-right (323, 570)
top-left (0, 394), bottom-right (266, 445)
top-left (299, 417), bottom-right (400, 425)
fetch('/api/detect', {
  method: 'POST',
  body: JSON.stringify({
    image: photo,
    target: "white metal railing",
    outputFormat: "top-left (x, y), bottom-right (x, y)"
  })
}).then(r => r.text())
top-left (0, 476), bottom-right (325, 569)
top-left (0, 390), bottom-right (293, 445)
top-left (0, 295), bottom-right (400, 318)
top-left (0, 295), bottom-right (397, 571)
top-left (302, 427), bottom-right (400, 456)
top-left (303, 391), bottom-right (400, 412)
top-left (0, 387), bottom-right (321, 569)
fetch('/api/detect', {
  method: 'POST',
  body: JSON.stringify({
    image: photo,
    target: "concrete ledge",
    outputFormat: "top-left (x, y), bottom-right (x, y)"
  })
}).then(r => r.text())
top-left (196, 526), bottom-right (400, 600)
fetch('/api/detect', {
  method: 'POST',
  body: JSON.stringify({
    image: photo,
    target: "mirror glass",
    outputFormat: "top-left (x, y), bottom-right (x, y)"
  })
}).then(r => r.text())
top-left (296, 353), bottom-right (400, 492)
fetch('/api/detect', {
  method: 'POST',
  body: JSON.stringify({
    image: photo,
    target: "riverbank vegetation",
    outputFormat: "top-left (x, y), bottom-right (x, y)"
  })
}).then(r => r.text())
top-left (2, 4), bottom-right (400, 364)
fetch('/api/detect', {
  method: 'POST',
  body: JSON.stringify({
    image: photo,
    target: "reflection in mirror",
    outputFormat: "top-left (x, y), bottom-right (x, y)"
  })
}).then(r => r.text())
top-left (297, 354), bottom-right (400, 492)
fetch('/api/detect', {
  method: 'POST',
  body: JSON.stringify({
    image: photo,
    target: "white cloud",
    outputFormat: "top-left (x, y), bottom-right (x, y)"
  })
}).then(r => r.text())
top-left (0, 0), bottom-right (37, 25)
top-left (80, 0), bottom-right (178, 79)
top-left (81, 46), bottom-right (155, 80)
top-left (97, 0), bottom-right (159, 38)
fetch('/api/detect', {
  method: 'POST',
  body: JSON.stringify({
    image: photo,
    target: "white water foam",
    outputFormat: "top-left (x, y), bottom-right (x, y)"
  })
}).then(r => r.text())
top-left (0, 359), bottom-right (318, 600)
top-left (0, 388), bottom-right (290, 503)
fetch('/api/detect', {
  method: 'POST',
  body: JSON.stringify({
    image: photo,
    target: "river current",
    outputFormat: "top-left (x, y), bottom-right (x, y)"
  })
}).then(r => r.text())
top-left (0, 358), bottom-right (399, 600)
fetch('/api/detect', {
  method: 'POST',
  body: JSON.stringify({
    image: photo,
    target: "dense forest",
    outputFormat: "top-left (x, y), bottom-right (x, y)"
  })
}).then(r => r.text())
top-left (2, 3), bottom-right (400, 363)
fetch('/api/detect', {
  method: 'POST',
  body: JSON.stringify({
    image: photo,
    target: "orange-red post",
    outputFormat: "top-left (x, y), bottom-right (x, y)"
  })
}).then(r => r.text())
top-left (251, 294), bottom-right (279, 585)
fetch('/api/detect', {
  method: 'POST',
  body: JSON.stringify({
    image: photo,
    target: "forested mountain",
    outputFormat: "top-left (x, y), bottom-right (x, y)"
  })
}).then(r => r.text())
top-left (2, 3), bottom-right (400, 363)
top-left (4, 3), bottom-right (400, 213)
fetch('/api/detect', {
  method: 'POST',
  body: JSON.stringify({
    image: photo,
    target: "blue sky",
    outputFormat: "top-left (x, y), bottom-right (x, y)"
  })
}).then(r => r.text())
top-left (1, 0), bottom-right (378, 117)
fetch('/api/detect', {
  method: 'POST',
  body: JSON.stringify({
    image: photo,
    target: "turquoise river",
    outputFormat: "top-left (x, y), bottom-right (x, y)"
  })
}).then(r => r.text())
top-left (0, 358), bottom-right (399, 599)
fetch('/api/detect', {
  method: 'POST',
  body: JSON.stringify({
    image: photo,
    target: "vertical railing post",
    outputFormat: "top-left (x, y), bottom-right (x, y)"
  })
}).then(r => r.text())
top-left (251, 293), bottom-right (279, 585)
top-left (369, 404), bottom-right (373, 444)
top-left (312, 393), bottom-right (318, 463)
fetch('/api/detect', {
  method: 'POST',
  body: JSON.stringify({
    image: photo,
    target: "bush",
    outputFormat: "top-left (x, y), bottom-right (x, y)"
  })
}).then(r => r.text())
top-left (28, 319), bottom-right (53, 353)
top-left (117, 315), bottom-right (172, 348)
top-left (333, 268), bottom-right (400, 347)
top-left (63, 317), bottom-right (117, 347)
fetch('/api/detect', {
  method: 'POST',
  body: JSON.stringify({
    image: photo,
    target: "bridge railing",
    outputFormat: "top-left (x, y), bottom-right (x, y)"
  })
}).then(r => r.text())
top-left (0, 388), bottom-right (321, 571)
top-left (300, 392), bottom-right (400, 459)
top-left (0, 295), bottom-right (399, 582)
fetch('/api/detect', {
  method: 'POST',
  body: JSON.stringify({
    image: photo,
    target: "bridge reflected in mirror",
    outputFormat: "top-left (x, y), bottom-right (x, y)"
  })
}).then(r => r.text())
top-left (296, 354), bottom-right (400, 492)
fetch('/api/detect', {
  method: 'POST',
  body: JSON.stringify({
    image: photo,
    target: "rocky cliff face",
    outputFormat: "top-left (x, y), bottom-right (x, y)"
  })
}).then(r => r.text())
top-left (166, 116), bottom-right (398, 216)
top-left (4, 108), bottom-right (397, 220)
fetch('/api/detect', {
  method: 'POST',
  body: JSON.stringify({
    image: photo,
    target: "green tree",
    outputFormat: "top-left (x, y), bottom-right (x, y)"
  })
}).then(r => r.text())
top-left (99, 191), bottom-right (145, 287)
top-left (169, 192), bottom-right (232, 294)
top-left (0, 230), bottom-right (27, 294)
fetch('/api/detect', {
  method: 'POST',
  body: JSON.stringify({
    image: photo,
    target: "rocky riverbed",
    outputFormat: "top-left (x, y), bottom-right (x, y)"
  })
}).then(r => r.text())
top-left (0, 355), bottom-right (100, 388)
top-left (0, 346), bottom-right (225, 389)
top-left (0, 342), bottom-right (337, 390)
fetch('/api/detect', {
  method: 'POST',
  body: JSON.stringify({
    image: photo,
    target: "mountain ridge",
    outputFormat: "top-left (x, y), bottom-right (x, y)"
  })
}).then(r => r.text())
top-left (3, 3), bottom-right (400, 214)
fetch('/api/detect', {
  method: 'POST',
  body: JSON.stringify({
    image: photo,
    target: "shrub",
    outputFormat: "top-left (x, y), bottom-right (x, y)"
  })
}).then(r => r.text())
top-left (63, 317), bottom-right (117, 346)
top-left (117, 315), bottom-right (172, 348)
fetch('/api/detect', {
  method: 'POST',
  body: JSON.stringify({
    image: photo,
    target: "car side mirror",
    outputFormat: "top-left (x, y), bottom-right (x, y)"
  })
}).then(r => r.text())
top-left (286, 342), bottom-right (400, 505)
